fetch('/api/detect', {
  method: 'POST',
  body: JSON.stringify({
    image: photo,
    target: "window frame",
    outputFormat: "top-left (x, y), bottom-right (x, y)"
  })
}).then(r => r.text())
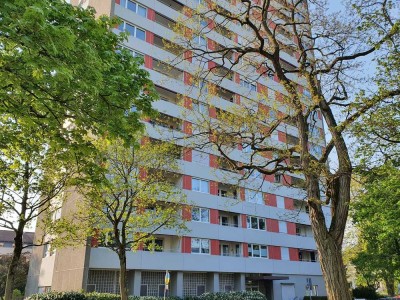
top-left (191, 207), bottom-right (210, 223)
top-left (246, 215), bottom-right (266, 230)
top-left (248, 243), bottom-right (268, 258)
top-left (120, 0), bottom-right (147, 17)
top-left (191, 238), bottom-right (210, 254)
top-left (191, 178), bottom-right (209, 193)
top-left (119, 21), bottom-right (146, 41)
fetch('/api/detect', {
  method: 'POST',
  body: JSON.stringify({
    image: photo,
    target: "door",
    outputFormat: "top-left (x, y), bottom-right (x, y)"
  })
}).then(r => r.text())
top-left (281, 284), bottom-right (295, 300)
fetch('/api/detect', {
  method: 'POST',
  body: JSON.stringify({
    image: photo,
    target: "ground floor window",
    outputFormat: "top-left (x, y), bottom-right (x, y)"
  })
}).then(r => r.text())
top-left (87, 270), bottom-right (119, 294)
top-left (141, 272), bottom-right (165, 296)
top-left (183, 273), bottom-right (207, 297)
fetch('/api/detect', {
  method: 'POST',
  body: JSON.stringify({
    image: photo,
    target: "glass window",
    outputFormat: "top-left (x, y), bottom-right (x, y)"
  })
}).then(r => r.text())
top-left (191, 207), bottom-right (209, 223)
top-left (192, 101), bottom-right (208, 114)
top-left (251, 217), bottom-right (258, 229)
top-left (259, 218), bottom-right (266, 230)
top-left (260, 245), bottom-right (267, 258)
top-left (137, 5), bottom-right (147, 17)
top-left (201, 208), bottom-right (209, 222)
top-left (247, 216), bottom-right (266, 230)
top-left (127, 0), bottom-right (137, 11)
top-left (201, 239), bottom-right (209, 254)
top-left (192, 150), bottom-right (209, 165)
top-left (253, 244), bottom-right (260, 257)
top-left (246, 190), bottom-right (263, 204)
top-left (125, 23), bottom-right (136, 36)
top-left (191, 238), bottom-right (200, 253)
top-left (192, 178), bottom-right (209, 193)
top-left (191, 238), bottom-right (209, 254)
top-left (248, 244), bottom-right (268, 258)
top-left (136, 28), bottom-right (146, 40)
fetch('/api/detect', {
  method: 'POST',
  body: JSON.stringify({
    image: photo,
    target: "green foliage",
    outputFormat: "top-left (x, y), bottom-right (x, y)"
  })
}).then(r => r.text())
top-left (0, 1), bottom-right (156, 298)
top-left (198, 291), bottom-right (266, 300)
top-left (27, 292), bottom-right (265, 300)
top-left (79, 137), bottom-right (187, 252)
top-left (352, 286), bottom-right (379, 299)
top-left (351, 162), bottom-right (400, 292)
top-left (0, 255), bottom-right (30, 296)
top-left (302, 297), bottom-right (327, 300)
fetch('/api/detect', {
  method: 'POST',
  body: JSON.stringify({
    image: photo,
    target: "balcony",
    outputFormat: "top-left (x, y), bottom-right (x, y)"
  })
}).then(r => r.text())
top-left (296, 224), bottom-right (313, 237)
top-left (153, 59), bottom-right (183, 81)
top-left (154, 35), bottom-right (185, 56)
top-left (294, 199), bottom-right (309, 213)
top-left (299, 249), bottom-right (318, 262)
top-left (155, 85), bottom-right (180, 105)
top-left (218, 183), bottom-right (238, 200)
top-left (149, 113), bottom-right (182, 131)
top-left (157, 0), bottom-right (184, 12)
top-left (155, 12), bottom-right (176, 29)
top-left (216, 86), bottom-right (235, 102)
top-left (220, 241), bottom-right (241, 257)
top-left (142, 235), bottom-right (181, 253)
top-left (219, 211), bottom-right (240, 228)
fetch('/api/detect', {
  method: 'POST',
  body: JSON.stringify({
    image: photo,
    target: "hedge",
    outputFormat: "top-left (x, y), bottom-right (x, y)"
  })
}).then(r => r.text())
top-left (27, 291), bottom-right (266, 300)
top-left (302, 297), bottom-right (328, 300)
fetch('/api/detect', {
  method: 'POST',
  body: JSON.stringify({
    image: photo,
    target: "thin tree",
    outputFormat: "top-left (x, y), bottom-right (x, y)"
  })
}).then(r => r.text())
top-left (167, 0), bottom-right (399, 299)
top-left (79, 138), bottom-right (187, 300)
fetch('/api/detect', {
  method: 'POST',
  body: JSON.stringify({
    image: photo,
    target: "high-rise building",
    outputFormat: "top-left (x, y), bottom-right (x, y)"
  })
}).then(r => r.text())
top-left (26, 0), bottom-right (329, 299)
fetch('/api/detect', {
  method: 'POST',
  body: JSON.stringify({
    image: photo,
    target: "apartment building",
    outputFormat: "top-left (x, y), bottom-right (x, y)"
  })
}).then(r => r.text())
top-left (26, 0), bottom-right (329, 299)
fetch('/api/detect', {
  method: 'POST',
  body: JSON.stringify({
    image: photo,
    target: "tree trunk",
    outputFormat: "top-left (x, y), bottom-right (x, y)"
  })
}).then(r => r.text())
top-left (315, 233), bottom-right (352, 300)
top-left (119, 250), bottom-right (128, 300)
top-left (384, 277), bottom-right (395, 296)
top-left (4, 232), bottom-right (24, 300)
top-left (307, 175), bottom-right (352, 300)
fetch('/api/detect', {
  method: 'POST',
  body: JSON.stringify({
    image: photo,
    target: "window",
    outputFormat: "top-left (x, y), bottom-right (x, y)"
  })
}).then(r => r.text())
top-left (277, 196), bottom-right (285, 209)
top-left (281, 247), bottom-right (289, 260)
top-left (242, 144), bottom-right (252, 153)
top-left (192, 149), bottom-right (209, 165)
top-left (118, 22), bottom-right (146, 41)
top-left (192, 178), bottom-right (209, 193)
top-left (192, 101), bottom-right (208, 114)
top-left (192, 207), bottom-right (210, 223)
top-left (278, 221), bottom-right (287, 233)
top-left (274, 173), bottom-right (282, 183)
top-left (248, 244), bottom-right (268, 258)
top-left (191, 238), bottom-right (210, 254)
top-left (120, 0), bottom-right (147, 17)
top-left (246, 190), bottom-right (263, 204)
top-left (240, 79), bottom-right (257, 92)
top-left (193, 35), bottom-right (207, 47)
top-left (247, 216), bottom-right (266, 230)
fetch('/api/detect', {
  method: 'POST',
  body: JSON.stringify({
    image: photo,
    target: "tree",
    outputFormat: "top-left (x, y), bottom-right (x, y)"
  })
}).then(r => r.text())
top-left (0, 1), bottom-right (156, 299)
top-left (167, 0), bottom-right (399, 299)
top-left (0, 254), bottom-right (30, 297)
top-left (76, 138), bottom-right (187, 300)
top-left (351, 162), bottom-right (400, 296)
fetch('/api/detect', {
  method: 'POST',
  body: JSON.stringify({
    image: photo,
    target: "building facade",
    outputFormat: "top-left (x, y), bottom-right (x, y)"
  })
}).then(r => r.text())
top-left (26, 0), bottom-right (329, 299)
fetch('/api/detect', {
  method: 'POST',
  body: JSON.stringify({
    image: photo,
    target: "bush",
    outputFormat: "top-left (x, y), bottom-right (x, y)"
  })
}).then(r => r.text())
top-left (199, 291), bottom-right (266, 300)
top-left (27, 291), bottom-right (266, 300)
top-left (302, 297), bottom-right (328, 300)
top-left (27, 292), bottom-right (87, 300)
top-left (352, 286), bottom-right (379, 300)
